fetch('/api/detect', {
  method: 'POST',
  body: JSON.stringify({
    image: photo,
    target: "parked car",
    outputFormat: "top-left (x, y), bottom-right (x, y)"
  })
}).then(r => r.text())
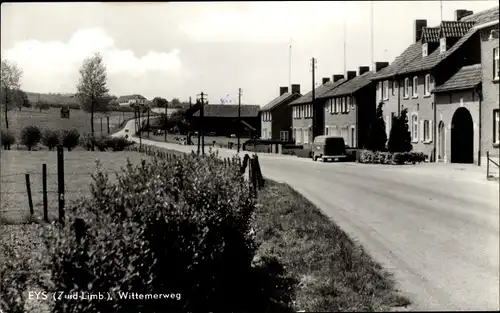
top-left (312, 136), bottom-right (347, 162)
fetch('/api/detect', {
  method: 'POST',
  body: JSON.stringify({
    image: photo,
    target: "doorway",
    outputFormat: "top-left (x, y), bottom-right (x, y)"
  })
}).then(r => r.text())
top-left (450, 108), bottom-right (473, 163)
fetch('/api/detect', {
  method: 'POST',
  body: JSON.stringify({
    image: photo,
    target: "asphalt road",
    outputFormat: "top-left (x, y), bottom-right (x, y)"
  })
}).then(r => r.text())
top-left (114, 120), bottom-right (500, 311)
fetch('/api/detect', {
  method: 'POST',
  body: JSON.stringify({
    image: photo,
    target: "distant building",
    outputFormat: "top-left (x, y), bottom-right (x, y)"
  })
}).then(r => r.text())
top-left (192, 104), bottom-right (261, 137)
top-left (117, 94), bottom-right (147, 107)
top-left (260, 86), bottom-right (302, 141)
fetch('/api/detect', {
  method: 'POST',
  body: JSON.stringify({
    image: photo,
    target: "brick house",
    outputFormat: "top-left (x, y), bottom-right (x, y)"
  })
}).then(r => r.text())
top-left (289, 76), bottom-right (347, 149)
top-left (320, 64), bottom-right (388, 149)
top-left (192, 104), bottom-right (261, 137)
top-left (370, 8), bottom-right (496, 164)
top-left (260, 85), bottom-right (302, 141)
top-left (117, 94), bottom-right (148, 107)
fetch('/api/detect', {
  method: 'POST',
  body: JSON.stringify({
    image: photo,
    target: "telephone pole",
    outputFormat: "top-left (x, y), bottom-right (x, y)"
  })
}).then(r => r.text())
top-left (197, 92), bottom-right (207, 155)
top-left (311, 57), bottom-right (317, 142)
top-left (164, 99), bottom-right (168, 142)
top-left (237, 88), bottom-right (242, 153)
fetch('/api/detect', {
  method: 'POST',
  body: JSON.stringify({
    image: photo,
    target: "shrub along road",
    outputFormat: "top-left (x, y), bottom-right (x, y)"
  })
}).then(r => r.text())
top-left (114, 119), bottom-right (500, 311)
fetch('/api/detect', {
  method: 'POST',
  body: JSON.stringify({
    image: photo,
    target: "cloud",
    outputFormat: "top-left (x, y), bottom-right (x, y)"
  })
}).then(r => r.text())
top-left (2, 27), bottom-right (182, 94)
top-left (179, 2), bottom-right (362, 42)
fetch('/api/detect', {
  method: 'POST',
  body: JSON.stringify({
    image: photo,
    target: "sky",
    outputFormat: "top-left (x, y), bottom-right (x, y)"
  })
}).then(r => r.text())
top-left (1, 1), bottom-right (498, 105)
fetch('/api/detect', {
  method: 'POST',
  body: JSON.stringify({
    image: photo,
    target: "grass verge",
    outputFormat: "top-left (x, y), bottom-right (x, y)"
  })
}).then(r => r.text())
top-left (255, 180), bottom-right (411, 312)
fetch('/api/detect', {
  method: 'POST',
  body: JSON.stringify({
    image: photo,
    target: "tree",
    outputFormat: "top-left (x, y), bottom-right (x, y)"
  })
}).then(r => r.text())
top-left (35, 100), bottom-right (51, 112)
top-left (387, 108), bottom-right (412, 153)
top-left (365, 101), bottom-right (387, 151)
top-left (153, 97), bottom-right (168, 108)
top-left (170, 98), bottom-right (181, 108)
top-left (1, 58), bottom-right (23, 129)
top-left (76, 52), bottom-right (109, 148)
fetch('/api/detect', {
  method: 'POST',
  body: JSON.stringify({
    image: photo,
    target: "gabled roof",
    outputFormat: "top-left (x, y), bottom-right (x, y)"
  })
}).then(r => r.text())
top-left (192, 104), bottom-right (260, 118)
top-left (422, 27), bottom-right (440, 43)
top-left (290, 79), bottom-right (347, 105)
top-left (461, 5), bottom-right (499, 25)
top-left (320, 71), bottom-right (375, 98)
top-left (260, 92), bottom-right (301, 112)
top-left (439, 21), bottom-right (475, 38)
top-left (432, 64), bottom-right (482, 93)
top-left (397, 27), bottom-right (478, 75)
top-left (117, 94), bottom-right (146, 102)
top-left (370, 43), bottom-right (422, 80)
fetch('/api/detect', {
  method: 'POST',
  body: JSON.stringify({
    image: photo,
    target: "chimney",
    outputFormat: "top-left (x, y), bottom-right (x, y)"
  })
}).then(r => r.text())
top-left (359, 66), bottom-right (370, 75)
top-left (455, 9), bottom-right (473, 21)
top-left (322, 77), bottom-right (330, 84)
top-left (333, 74), bottom-right (344, 82)
top-left (347, 71), bottom-right (357, 80)
top-left (375, 62), bottom-right (389, 72)
top-left (291, 84), bottom-right (300, 95)
top-left (279, 86), bottom-right (289, 96)
top-left (414, 19), bottom-right (427, 42)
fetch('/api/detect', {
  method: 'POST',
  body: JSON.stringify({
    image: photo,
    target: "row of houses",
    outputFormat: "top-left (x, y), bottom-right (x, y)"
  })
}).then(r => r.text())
top-left (260, 6), bottom-right (499, 165)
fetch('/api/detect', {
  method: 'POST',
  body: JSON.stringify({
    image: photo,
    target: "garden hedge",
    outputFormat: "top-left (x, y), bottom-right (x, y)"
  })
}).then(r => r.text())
top-left (359, 149), bottom-right (426, 165)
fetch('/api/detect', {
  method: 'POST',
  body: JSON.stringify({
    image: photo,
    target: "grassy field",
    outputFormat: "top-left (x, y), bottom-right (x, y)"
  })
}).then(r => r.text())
top-left (1, 107), bottom-right (136, 139)
top-left (0, 150), bottom-right (154, 223)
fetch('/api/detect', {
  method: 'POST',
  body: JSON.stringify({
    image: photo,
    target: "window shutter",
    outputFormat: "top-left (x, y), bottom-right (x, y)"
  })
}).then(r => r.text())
top-left (419, 120), bottom-right (424, 142)
top-left (429, 120), bottom-right (433, 142)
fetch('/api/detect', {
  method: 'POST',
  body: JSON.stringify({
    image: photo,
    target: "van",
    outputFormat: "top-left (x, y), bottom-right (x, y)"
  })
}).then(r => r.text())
top-left (312, 136), bottom-right (347, 162)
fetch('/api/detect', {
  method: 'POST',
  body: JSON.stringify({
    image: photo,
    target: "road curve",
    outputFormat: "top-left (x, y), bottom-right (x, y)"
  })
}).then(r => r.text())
top-left (113, 119), bottom-right (500, 311)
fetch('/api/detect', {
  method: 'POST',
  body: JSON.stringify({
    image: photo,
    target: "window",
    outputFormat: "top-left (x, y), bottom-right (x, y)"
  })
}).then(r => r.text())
top-left (334, 98), bottom-right (338, 113)
top-left (293, 128), bottom-right (297, 141)
top-left (347, 97), bottom-right (351, 112)
top-left (494, 47), bottom-right (499, 80)
top-left (392, 81), bottom-right (397, 96)
top-left (385, 116), bottom-right (390, 138)
top-left (423, 120), bottom-right (431, 142)
top-left (297, 129), bottom-right (302, 143)
top-left (383, 80), bottom-right (389, 100)
top-left (422, 43), bottom-right (428, 57)
top-left (412, 76), bottom-right (418, 97)
top-left (424, 74), bottom-right (431, 96)
top-left (440, 37), bottom-right (446, 53)
top-left (404, 78), bottom-right (409, 98)
top-left (494, 109), bottom-right (499, 145)
top-left (351, 126), bottom-right (356, 147)
top-left (304, 129), bottom-right (309, 144)
top-left (411, 114), bottom-right (419, 142)
top-left (350, 97), bottom-right (355, 110)
top-left (325, 127), bottom-right (329, 135)
top-left (325, 99), bottom-right (330, 113)
top-left (280, 131), bottom-right (289, 141)
top-left (377, 82), bottom-right (382, 101)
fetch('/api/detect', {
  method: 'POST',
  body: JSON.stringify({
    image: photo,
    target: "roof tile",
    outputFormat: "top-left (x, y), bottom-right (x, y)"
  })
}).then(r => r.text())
top-left (289, 79), bottom-right (347, 105)
top-left (440, 21), bottom-right (475, 38)
top-left (260, 92), bottom-right (301, 111)
top-left (192, 104), bottom-right (260, 118)
top-left (432, 64), bottom-right (482, 93)
top-left (370, 43), bottom-right (422, 80)
top-left (320, 71), bottom-right (375, 98)
top-left (422, 27), bottom-right (440, 43)
top-left (461, 6), bottom-right (499, 25)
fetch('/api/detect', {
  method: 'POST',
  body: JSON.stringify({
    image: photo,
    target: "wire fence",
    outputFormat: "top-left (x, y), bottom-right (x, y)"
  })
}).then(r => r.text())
top-left (1, 144), bottom-right (264, 224)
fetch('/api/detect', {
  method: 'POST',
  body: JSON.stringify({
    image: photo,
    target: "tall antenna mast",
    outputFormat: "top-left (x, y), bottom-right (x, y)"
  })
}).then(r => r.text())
top-left (289, 38), bottom-right (292, 90)
top-left (343, 2), bottom-right (347, 75)
top-left (440, 0), bottom-right (443, 23)
top-left (371, 1), bottom-right (374, 71)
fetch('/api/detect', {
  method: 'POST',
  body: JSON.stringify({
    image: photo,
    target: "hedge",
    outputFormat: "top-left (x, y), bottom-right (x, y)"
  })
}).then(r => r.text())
top-left (28, 152), bottom-right (296, 313)
top-left (1, 130), bottom-right (16, 150)
top-left (359, 150), bottom-right (426, 165)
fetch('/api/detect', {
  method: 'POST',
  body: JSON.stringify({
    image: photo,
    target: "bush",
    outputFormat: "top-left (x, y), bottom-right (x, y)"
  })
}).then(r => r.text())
top-left (365, 101), bottom-right (387, 152)
top-left (106, 136), bottom-right (134, 151)
top-left (359, 150), bottom-right (426, 165)
top-left (387, 108), bottom-right (412, 153)
top-left (80, 133), bottom-right (94, 151)
top-left (59, 128), bottom-right (80, 151)
top-left (37, 153), bottom-right (295, 313)
top-left (20, 125), bottom-right (41, 151)
top-left (41, 128), bottom-right (60, 151)
top-left (94, 135), bottom-right (109, 151)
top-left (1, 130), bottom-right (16, 150)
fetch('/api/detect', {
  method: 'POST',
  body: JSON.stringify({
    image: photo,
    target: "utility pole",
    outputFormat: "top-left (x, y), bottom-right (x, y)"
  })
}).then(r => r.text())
top-left (189, 96), bottom-right (192, 108)
top-left (197, 92), bottom-right (207, 155)
top-left (237, 88), bottom-right (242, 153)
top-left (311, 57), bottom-right (317, 142)
top-left (164, 99), bottom-right (168, 142)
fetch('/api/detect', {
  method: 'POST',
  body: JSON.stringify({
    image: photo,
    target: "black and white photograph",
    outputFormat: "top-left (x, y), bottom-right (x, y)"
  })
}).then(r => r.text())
top-left (0, 1), bottom-right (499, 312)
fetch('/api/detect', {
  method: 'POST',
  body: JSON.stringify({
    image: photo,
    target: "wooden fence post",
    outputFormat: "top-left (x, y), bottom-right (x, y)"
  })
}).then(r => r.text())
top-left (107, 116), bottom-right (110, 134)
top-left (25, 174), bottom-right (34, 216)
top-left (486, 151), bottom-right (490, 178)
top-left (42, 164), bottom-right (48, 222)
top-left (57, 146), bottom-right (65, 226)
